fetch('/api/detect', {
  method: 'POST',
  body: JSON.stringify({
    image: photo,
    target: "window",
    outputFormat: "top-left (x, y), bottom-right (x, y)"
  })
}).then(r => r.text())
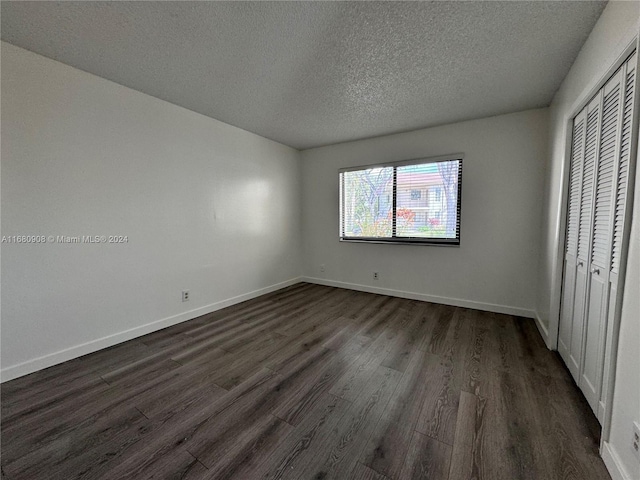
top-left (433, 187), bottom-right (442, 203)
top-left (339, 155), bottom-right (462, 245)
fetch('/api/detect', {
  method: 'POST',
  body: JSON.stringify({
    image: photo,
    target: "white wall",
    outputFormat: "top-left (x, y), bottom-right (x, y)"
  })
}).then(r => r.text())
top-left (301, 109), bottom-right (548, 317)
top-left (537, 1), bottom-right (639, 334)
top-left (0, 42), bottom-right (302, 381)
top-left (607, 163), bottom-right (640, 480)
top-left (535, 2), bottom-right (640, 478)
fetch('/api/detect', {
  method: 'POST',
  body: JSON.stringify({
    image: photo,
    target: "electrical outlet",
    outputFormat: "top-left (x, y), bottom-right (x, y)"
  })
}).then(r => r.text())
top-left (633, 421), bottom-right (640, 460)
top-left (182, 290), bottom-right (190, 302)
top-left (320, 264), bottom-right (325, 273)
top-left (373, 272), bottom-right (379, 280)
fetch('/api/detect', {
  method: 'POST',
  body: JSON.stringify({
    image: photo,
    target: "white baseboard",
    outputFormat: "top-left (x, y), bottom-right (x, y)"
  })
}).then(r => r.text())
top-left (301, 276), bottom-right (536, 318)
top-left (1, 277), bottom-right (302, 383)
top-left (534, 311), bottom-right (553, 349)
top-left (602, 441), bottom-right (633, 480)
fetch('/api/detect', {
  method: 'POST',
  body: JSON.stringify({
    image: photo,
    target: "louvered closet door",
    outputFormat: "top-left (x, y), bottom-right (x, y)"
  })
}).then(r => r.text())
top-left (559, 52), bottom-right (638, 423)
top-left (558, 108), bottom-right (587, 374)
top-left (599, 53), bottom-right (637, 421)
top-left (567, 95), bottom-right (601, 379)
top-left (580, 68), bottom-right (623, 415)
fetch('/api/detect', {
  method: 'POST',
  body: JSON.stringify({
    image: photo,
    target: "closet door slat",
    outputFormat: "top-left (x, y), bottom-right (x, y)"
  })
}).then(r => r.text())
top-left (591, 79), bottom-right (622, 269)
top-left (611, 56), bottom-right (636, 275)
top-left (566, 117), bottom-right (585, 255)
top-left (577, 101), bottom-right (600, 261)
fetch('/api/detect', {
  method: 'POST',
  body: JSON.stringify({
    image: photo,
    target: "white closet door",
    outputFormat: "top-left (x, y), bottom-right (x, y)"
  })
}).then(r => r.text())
top-left (559, 52), bottom-right (638, 425)
top-left (567, 95), bottom-right (602, 379)
top-left (558, 108), bottom-right (586, 371)
top-left (600, 53), bottom-right (637, 420)
top-left (581, 68), bottom-right (623, 414)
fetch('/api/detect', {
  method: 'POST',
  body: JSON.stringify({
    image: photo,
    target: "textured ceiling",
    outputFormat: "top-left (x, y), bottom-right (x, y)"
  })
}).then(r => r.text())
top-left (1, 1), bottom-right (606, 150)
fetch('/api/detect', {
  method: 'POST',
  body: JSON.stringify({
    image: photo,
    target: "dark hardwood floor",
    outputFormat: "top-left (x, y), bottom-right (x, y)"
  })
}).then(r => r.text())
top-left (1, 283), bottom-right (610, 479)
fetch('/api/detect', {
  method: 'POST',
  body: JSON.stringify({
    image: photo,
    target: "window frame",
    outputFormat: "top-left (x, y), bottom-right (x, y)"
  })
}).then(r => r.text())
top-left (339, 153), bottom-right (463, 246)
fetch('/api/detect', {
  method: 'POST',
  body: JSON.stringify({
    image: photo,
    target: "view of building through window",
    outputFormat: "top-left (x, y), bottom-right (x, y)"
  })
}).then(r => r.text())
top-left (340, 158), bottom-right (461, 243)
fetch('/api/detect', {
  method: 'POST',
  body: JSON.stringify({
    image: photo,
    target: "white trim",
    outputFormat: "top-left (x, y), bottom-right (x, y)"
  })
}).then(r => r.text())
top-left (338, 152), bottom-right (464, 173)
top-left (601, 441), bottom-right (633, 480)
top-left (534, 312), bottom-right (552, 349)
top-left (0, 277), bottom-right (302, 383)
top-left (302, 276), bottom-right (536, 318)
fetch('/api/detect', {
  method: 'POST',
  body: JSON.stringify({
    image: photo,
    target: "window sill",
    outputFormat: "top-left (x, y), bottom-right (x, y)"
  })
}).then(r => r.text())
top-left (339, 238), bottom-right (460, 247)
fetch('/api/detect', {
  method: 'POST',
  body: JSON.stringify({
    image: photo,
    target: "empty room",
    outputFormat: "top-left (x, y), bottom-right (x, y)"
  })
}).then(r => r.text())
top-left (1, 1), bottom-right (639, 479)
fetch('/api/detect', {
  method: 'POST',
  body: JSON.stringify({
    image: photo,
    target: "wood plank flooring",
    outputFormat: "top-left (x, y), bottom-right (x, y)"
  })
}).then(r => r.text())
top-left (1, 283), bottom-right (611, 480)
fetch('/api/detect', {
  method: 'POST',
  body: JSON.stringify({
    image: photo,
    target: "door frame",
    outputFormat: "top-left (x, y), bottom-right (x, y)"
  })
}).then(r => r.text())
top-left (552, 35), bottom-right (640, 447)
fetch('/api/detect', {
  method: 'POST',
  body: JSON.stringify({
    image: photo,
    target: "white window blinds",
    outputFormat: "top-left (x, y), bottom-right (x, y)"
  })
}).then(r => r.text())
top-left (339, 156), bottom-right (463, 245)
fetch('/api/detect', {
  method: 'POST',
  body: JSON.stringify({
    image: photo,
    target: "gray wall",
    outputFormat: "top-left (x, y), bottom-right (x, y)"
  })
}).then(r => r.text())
top-left (1, 42), bottom-right (302, 380)
top-left (301, 109), bottom-right (549, 316)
